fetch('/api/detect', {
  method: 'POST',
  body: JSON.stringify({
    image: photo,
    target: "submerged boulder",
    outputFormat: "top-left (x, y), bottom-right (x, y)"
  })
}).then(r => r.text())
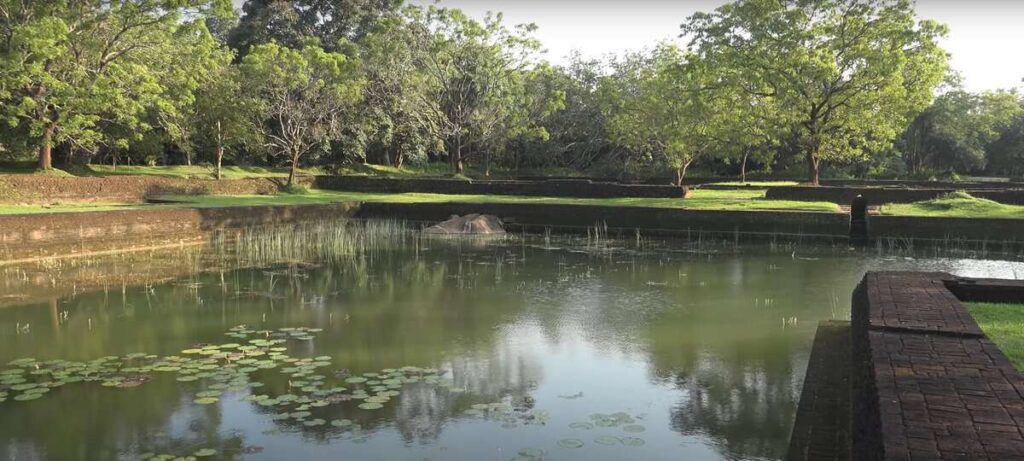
top-left (423, 214), bottom-right (506, 235)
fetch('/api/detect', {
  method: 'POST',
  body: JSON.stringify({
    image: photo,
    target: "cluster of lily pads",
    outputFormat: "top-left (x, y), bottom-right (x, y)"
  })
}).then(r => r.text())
top-left (559, 412), bottom-right (646, 448)
top-left (463, 401), bottom-right (550, 429)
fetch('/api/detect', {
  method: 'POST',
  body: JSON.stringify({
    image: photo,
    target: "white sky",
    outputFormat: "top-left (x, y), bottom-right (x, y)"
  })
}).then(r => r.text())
top-left (408, 0), bottom-right (1024, 92)
top-left (230, 0), bottom-right (1024, 91)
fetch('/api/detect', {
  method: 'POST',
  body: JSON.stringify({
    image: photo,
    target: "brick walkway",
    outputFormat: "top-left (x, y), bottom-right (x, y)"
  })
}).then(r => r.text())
top-left (788, 320), bottom-right (851, 461)
top-left (852, 271), bottom-right (1024, 460)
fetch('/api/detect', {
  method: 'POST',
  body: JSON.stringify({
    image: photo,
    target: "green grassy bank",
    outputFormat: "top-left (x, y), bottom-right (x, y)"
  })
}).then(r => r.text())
top-left (880, 191), bottom-right (1024, 219)
top-left (0, 189), bottom-right (841, 216)
top-left (967, 302), bottom-right (1024, 370)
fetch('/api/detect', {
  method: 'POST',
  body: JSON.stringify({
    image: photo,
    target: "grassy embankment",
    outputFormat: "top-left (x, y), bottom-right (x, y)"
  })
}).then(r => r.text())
top-left (880, 191), bottom-right (1024, 219)
top-left (0, 189), bottom-right (841, 215)
top-left (967, 302), bottom-right (1024, 369)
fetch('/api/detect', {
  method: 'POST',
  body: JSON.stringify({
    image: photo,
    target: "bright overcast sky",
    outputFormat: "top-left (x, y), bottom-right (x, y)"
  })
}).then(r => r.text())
top-left (407, 0), bottom-right (1024, 92)
top-left (230, 0), bottom-right (1024, 92)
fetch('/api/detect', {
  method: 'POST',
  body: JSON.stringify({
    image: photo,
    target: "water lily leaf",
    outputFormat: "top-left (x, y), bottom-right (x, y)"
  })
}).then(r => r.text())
top-left (330, 419), bottom-right (353, 427)
top-left (619, 437), bottom-right (645, 446)
top-left (357, 402), bottom-right (383, 410)
top-left (594, 436), bottom-right (619, 446)
top-left (622, 424), bottom-right (646, 433)
top-left (193, 397), bottom-right (219, 405)
top-left (13, 393), bottom-right (43, 401)
top-left (303, 418), bottom-right (326, 427)
top-left (569, 422), bottom-right (594, 430)
top-left (192, 448), bottom-right (216, 457)
top-left (558, 439), bottom-right (584, 449)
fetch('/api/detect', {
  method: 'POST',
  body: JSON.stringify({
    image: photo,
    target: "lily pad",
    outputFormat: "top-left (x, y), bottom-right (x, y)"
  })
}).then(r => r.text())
top-left (622, 424), bottom-right (646, 433)
top-left (357, 402), bottom-right (384, 410)
top-left (193, 397), bottom-right (219, 405)
top-left (193, 449), bottom-right (217, 457)
top-left (558, 439), bottom-right (584, 449)
top-left (619, 436), bottom-right (645, 446)
top-left (594, 436), bottom-right (619, 446)
top-left (569, 422), bottom-right (595, 430)
top-left (330, 419), bottom-right (353, 427)
top-left (303, 418), bottom-right (326, 427)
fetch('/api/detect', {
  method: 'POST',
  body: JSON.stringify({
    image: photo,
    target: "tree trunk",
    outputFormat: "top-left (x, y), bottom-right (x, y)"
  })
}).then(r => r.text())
top-left (740, 149), bottom-right (749, 183)
top-left (287, 149), bottom-right (299, 187)
top-left (185, 150), bottom-right (192, 167)
top-left (806, 151), bottom-right (820, 186)
top-left (452, 132), bottom-right (464, 174)
top-left (674, 161), bottom-right (691, 187)
top-left (38, 123), bottom-right (54, 170)
top-left (215, 121), bottom-right (223, 180)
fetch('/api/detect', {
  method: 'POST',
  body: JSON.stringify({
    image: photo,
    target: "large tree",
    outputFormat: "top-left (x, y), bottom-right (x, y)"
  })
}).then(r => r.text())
top-left (684, 0), bottom-right (949, 184)
top-left (600, 45), bottom-right (721, 185)
top-left (241, 43), bottom-right (363, 186)
top-left (0, 0), bottom-right (231, 170)
top-left (408, 7), bottom-right (551, 174)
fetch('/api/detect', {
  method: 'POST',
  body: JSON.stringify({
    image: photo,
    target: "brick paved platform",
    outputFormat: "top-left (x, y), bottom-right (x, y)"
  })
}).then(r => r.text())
top-left (852, 271), bottom-right (1024, 460)
top-left (787, 321), bottom-right (851, 461)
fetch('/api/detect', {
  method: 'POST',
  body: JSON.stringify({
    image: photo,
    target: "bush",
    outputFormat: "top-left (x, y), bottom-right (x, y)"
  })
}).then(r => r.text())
top-left (282, 183), bottom-right (309, 195)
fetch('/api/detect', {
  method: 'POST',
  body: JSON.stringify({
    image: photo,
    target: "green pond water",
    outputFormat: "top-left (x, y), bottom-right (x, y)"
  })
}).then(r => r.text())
top-left (0, 223), bottom-right (1021, 461)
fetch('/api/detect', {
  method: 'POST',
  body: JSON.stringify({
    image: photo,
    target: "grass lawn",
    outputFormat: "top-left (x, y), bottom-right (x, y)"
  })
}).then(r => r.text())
top-left (880, 191), bottom-right (1024, 219)
top-left (152, 188), bottom-right (841, 212)
top-left (0, 188), bottom-right (840, 216)
top-left (710, 181), bottom-right (801, 187)
top-left (0, 202), bottom-right (150, 215)
top-left (80, 165), bottom-right (327, 179)
top-left (967, 302), bottom-right (1024, 369)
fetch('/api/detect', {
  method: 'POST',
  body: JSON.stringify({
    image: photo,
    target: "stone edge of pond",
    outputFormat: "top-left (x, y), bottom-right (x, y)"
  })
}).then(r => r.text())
top-left (787, 320), bottom-right (852, 461)
top-left (850, 271), bottom-right (1024, 460)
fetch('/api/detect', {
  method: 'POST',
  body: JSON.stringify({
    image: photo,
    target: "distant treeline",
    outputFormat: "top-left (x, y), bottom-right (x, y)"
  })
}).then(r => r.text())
top-left (1, 0), bottom-right (1019, 184)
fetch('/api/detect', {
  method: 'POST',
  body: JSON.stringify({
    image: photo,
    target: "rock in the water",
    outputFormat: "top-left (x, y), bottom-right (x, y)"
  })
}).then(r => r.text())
top-left (423, 214), bottom-right (505, 235)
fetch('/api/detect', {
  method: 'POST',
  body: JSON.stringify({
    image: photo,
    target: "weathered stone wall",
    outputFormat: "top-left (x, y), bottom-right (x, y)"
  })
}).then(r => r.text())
top-left (355, 201), bottom-right (850, 237)
top-left (765, 186), bottom-right (1024, 205)
top-left (850, 272), bottom-right (1024, 460)
top-left (314, 176), bottom-right (686, 198)
top-left (869, 215), bottom-right (1024, 242)
top-left (0, 175), bottom-right (312, 204)
top-left (0, 202), bottom-right (359, 262)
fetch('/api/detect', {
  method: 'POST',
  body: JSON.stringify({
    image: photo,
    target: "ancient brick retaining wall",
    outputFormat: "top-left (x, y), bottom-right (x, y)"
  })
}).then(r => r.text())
top-left (850, 271), bottom-right (1024, 460)
top-left (869, 215), bottom-right (1024, 243)
top-left (0, 175), bottom-right (310, 204)
top-left (355, 201), bottom-right (850, 237)
top-left (0, 202), bottom-right (360, 262)
top-left (314, 175), bottom-right (686, 198)
top-left (765, 186), bottom-right (1024, 205)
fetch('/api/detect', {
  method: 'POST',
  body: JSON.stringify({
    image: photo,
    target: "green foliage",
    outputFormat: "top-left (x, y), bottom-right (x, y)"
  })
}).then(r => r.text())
top-left (0, 0), bottom-right (233, 169)
top-left (240, 43), bottom-right (364, 185)
top-left (685, 0), bottom-right (949, 184)
top-left (899, 89), bottom-right (1023, 174)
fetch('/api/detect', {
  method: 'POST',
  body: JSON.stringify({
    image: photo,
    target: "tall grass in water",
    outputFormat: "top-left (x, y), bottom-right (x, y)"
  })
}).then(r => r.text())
top-left (222, 218), bottom-right (411, 266)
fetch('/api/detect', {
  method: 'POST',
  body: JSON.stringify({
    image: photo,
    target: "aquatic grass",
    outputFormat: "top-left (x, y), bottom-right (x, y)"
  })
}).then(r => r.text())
top-left (223, 218), bottom-right (411, 267)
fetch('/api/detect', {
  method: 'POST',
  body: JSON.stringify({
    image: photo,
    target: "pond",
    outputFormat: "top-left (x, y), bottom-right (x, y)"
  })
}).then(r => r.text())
top-left (0, 221), bottom-right (1021, 461)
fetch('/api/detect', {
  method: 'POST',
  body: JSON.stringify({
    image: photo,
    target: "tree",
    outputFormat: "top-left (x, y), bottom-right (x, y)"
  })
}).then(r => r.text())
top-left (0, 0), bottom-right (232, 170)
top-left (241, 43), bottom-right (363, 186)
top-left (408, 7), bottom-right (549, 174)
top-left (600, 44), bottom-right (719, 185)
top-left (228, 0), bottom-right (402, 56)
top-left (898, 89), bottom-right (1022, 174)
top-left (684, 0), bottom-right (949, 185)
top-left (356, 10), bottom-right (437, 169)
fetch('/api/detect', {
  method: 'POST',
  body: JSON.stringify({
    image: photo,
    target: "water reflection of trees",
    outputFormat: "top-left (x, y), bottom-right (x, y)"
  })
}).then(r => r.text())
top-left (0, 237), bottom-right (859, 460)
